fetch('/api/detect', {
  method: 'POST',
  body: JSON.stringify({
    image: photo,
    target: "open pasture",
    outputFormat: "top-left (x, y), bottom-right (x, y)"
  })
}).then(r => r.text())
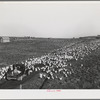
top-left (20, 38), bottom-right (100, 89)
top-left (0, 38), bottom-right (78, 67)
top-left (1, 37), bottom-right (100, 89)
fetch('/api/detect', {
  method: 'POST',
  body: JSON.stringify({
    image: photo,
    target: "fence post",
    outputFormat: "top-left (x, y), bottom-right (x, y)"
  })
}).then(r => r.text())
top-left (20, 76), bottom-right (23, 89)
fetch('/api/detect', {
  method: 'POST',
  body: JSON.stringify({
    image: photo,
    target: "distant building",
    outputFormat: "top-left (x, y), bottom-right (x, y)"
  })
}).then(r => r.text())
top-left (0, 36), bottom-right (35, 43)
top-left (0, 36), bottom-right (10, 43)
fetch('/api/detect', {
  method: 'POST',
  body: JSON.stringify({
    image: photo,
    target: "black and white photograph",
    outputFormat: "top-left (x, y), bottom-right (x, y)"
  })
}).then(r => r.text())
top-left (0, 1), bottom-right (100, 90)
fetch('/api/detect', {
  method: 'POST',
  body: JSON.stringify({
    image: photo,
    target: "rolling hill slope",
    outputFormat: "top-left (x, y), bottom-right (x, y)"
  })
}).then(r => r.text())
top-left (0, 38), bottom-right (78, 67)
top-left (1, 37), bottom-right (100, 89)
top-left (17, 38), bottom-right (100, 89)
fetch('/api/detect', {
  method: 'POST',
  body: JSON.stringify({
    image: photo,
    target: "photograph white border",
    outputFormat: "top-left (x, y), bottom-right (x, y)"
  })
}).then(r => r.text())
top-left (0, 1), bottom-right (100, 99)
top-left (0, 90), bottom-right (100, 99)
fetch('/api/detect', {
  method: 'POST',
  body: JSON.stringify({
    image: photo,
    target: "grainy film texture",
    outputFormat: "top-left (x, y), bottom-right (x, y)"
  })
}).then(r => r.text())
top-left (0, 2), bottom-right (100, 89)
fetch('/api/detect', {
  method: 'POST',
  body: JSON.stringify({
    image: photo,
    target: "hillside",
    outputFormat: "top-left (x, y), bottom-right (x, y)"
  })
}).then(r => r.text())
top-left (0, 37), bottom-right (100, 89)
top-left (0, 38), bottom-right (78, 67)
top-left (20, 38), bottom-right (100, 89)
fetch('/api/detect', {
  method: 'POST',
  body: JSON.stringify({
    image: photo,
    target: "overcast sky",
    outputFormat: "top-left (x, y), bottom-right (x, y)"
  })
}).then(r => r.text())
top-left (0, 1), bottom-right (100, 38)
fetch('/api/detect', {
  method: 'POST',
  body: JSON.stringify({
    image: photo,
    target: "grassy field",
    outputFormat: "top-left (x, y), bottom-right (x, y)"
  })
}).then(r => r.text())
top-left (1, 37), bottom-right (100, 89)
top-left (0, 38), bottom-right (78, 67)
top-left (0, 37), bottom-right (81, 89)
top-left (20, 38), bottom-right (100, 89)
